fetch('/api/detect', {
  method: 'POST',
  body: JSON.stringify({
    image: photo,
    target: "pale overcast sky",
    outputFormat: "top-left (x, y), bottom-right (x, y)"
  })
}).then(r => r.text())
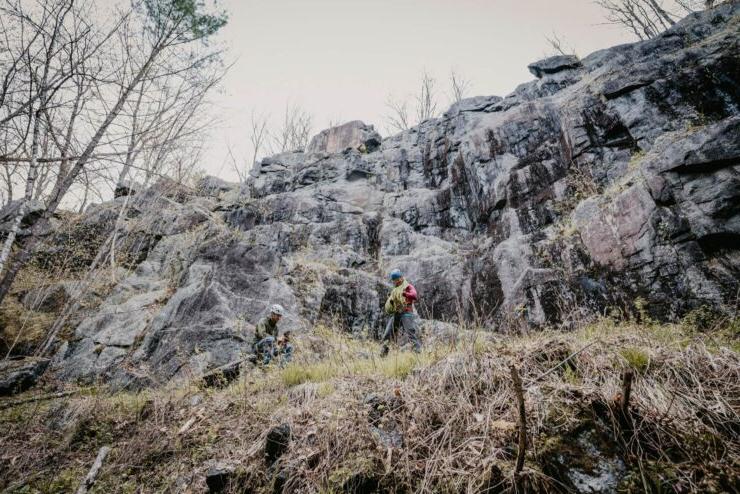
top-left (202, 0), bottom-right (635, 179)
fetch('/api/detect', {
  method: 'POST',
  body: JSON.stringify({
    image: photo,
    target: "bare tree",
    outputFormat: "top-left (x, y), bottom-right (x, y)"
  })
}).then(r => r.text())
top-left (416, 71), bottom-right (438, 123)
top-left (385, 95), bottom-right (411, 133)
top-left (226, 144), bottom-right (243, 182)
top-left (0, 0), bottom-right (228, 306)
top-left (596, 0), bottom-right (668, 39)
top-left (449, 70), bottom-right (472, 104)
top-left (170, 147), bottom-right (204, 185)
top-left (0, 0), bottom-right (77, 277)
top-left (229, 107), bottom-right (308, 182)
top-left (545, 32), bottom-right (577, 57)
top-left (228, 110), bottom-right (270, 182)
top-left (132, 67), bottom-right (224, 186)
top-left (596, 0), bottom-right (723, 40)
top-left (384, 70), bottom-right (442, 135)
top-left (248, 111), bottom-right (269, 171)
top-left (269, 103), bottom-right (313, 154)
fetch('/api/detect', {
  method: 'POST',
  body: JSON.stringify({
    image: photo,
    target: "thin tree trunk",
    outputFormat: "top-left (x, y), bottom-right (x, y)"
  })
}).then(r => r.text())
top-left (647, 0), bottom-right (677, 28)
top-left (116, 81), bottom-right (145, 186)
top-left (0, 108), bottom-right (42, 277)
top-left (78, 172), bottom-right (90, 214)
top-left (3, 166), bottom-right (14, 205)
top-left (0, 0), bottom-right (68, 280)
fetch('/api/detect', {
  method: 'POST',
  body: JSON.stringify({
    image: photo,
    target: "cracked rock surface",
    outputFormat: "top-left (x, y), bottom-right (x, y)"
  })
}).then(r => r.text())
top-left (35, 4), bottom-right (740, 388)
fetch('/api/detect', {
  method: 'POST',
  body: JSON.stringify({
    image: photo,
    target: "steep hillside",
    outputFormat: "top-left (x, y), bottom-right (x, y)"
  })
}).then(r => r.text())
top-left (1, 319), bottom-right (738, 492)
top-left (8, 3), bottom-right (734, 389)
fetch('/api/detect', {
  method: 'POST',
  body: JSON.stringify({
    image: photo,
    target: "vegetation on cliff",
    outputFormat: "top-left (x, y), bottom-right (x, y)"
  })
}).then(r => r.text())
top-left (2, 311), bottom-right (737, 492)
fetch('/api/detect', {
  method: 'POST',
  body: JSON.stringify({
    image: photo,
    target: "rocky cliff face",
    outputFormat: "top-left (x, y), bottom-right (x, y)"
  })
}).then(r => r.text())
top-left (17, 5), bottom-right (738, 388)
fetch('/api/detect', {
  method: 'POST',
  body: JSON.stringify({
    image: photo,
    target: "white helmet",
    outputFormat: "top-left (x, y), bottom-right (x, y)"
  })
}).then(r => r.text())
top-left (270, 304), bottom-right (285, 316)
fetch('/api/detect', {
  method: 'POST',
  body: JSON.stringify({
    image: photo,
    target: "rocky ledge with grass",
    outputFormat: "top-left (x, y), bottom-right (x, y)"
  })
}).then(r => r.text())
top-left (0, 4), bottom-right (734, 390)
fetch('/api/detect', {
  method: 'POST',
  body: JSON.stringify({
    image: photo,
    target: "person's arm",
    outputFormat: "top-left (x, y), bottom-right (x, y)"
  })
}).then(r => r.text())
top-left (384, 294), bottom-right (395, 314)
top-left (254, 320), bottom-right (265, 341)
top-left (403, 283), bottom-right (417, 303)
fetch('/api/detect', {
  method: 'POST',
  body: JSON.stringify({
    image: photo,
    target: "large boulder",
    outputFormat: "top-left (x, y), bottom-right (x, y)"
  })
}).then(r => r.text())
top-left (0, 199), bottom-right (45, 235)
top-left (22, 282), bottom-right (79, 312)
top-left (527, 54), bottom-right (582, 78)
top-left (306, 121), bottom-right (382, 154)
top-left (0, 358), bottom-right (49, 396)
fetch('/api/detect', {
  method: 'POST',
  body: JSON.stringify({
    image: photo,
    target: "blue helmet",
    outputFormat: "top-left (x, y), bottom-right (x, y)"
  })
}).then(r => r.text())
top-left (389, 269), bottom-right (403, 280)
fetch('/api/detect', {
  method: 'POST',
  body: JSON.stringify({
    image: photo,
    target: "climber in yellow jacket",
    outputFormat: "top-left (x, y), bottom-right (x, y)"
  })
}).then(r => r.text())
top-left (381, 269), bottom-right (421, 357)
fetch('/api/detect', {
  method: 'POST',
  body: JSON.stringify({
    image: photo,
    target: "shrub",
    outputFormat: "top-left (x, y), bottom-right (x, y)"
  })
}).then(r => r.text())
top-left (682, 306), bottom-right (720, 332)
top-left (619, 347), bottom-right (650, 373)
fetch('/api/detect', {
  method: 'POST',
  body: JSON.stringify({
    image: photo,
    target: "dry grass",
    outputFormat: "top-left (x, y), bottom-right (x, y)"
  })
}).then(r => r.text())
top-left (277, 327), bottom-right (442, 388)
top-left (552, 165), bottom-right (602, 218)
top-left (0, 265), bottom-right (61, 355)
top-left (0, 296), bottom-right (56, 355)
top-left (0, 263), bottom-right (121, 356)
top-left (1, 318), bottom-right (738, 493)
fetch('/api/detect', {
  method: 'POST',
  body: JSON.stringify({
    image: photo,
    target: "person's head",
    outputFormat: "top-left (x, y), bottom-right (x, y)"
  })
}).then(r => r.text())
top-left (389, 269), bottom-right (404, 286)
top-left (269, 303), bottom-right (285, 322)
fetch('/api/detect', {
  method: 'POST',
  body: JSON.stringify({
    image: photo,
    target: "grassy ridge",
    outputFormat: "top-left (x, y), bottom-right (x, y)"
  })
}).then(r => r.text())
top-left (1, 316), bottom-right (738, 493)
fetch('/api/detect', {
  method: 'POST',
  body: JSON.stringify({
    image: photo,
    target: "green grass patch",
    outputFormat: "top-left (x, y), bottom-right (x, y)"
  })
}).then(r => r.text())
top-left (279, 349), bottom-right (431, 387)
top-left (619, 347), bottom-right (650, 374)
top-left (281, 361), bottom-right (337, 387)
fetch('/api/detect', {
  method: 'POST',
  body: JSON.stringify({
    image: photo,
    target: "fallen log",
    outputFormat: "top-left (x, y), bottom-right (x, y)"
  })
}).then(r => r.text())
top-left (76, 445), bottom-right (110, 494)
top-left (200, 355), bottom-right (256, 388)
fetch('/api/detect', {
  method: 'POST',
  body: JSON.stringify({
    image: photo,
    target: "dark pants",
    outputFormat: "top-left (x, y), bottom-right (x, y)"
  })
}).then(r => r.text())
top-left (382, 313), bottom-right (421, 352)
top-left (254, 336), bottom-right (293, 365)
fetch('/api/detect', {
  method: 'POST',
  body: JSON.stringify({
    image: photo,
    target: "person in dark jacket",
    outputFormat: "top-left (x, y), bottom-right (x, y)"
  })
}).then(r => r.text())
top-left (380, 269), bottom-right (421, 356)
top-left (254, 304), bottom-right (293, 365)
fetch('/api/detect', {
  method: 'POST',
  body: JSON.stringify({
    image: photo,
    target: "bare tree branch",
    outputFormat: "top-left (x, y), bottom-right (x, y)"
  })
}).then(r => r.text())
top-left (384, 95), bottom-right (410, 134)
top-left (269, 103), bottom-right (312, 154)
top-left (449, 69), bottom-right (472, 104)
top-left (595, 0), bottom-right (718, 39)
top-left (545, 32), bottom-right (577, 57)
top-left (415, 71), bottom-right (438, 123)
